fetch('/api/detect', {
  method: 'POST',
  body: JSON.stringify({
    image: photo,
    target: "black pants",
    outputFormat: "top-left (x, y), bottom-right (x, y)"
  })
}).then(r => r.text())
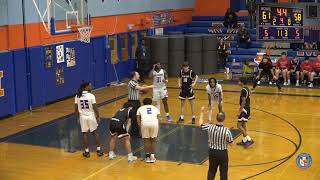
top-left (208, 149), bottom-right (228, 180)
top-left (127, 100), bottom-right (141, 137)
top-left (253, 70), bottom-right (281, 89)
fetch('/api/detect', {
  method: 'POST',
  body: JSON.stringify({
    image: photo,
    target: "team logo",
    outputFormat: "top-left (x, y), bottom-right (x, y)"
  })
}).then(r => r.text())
top-left (0, 71), bottom-right (4, 97)
top-left (296, 153), bottom-right (312, 169)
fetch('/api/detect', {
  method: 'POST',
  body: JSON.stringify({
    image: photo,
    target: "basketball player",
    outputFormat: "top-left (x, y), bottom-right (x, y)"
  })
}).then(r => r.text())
top-left (137, 98), bottom-right (160, 163)
top-left (290, 56), bottom-right (301, 86)
top-left (252, 54), bottom-right (281, 91)
top-left (206, 77), bottom-right (223, 122)
top-left (75, 81), bottom-right (104, 157)
top-left (237, 77), bottom-right (254, 148)
top-left (177, 62), bottom-right (199, 124)
top-left (149, 62), bottom-right (171, 121)
top-left (300, 57), bottom-right (314, 87)
top-left (275, 52), bottom-right (291, 86)
top-left (108, 103), bottom-right (138, 162)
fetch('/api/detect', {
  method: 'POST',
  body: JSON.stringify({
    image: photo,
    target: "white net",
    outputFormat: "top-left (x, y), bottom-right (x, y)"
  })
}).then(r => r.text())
top-left (78, 26), bottom-right (92, 43)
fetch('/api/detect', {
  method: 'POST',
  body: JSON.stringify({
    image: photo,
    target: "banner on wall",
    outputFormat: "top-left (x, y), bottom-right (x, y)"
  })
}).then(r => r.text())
top-left (45, 47), bottom-right (54, 69)
top-left (56, 45), bottom-right (65, 64)
top-left (0, 71), bottom-right (4, 97)
top-left (56, 66), bottom-right (64, 86)
top-left (66, 47), bottom-right (76, 67)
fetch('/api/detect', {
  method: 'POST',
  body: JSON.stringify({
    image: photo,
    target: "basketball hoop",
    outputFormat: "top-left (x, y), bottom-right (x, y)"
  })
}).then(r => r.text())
top-left (78, 26), bottom-right (92, 43)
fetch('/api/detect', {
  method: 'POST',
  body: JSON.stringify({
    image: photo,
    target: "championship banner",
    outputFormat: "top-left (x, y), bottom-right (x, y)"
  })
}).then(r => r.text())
top-left (66, 47), bottom-right (76, 67)
top-left (56, 45), bottom-right (65, 64)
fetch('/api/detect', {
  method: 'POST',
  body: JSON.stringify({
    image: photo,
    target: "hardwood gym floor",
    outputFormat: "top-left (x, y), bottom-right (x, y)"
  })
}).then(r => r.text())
top-left (0, 74), bottom-right (319, 180)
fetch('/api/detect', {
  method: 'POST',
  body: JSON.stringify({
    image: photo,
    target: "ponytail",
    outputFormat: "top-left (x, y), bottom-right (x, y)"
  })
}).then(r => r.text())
top-left (77, 81), bottom-right (90, 98)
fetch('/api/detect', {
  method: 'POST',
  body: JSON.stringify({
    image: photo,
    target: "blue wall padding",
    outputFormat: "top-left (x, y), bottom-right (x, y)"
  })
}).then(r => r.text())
top-left (0, 52), bottom-right (15, 117)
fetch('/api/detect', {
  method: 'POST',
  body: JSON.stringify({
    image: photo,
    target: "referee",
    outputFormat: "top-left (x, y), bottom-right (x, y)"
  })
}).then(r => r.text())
top-left (199, 106), bottom-right (233, 180)
top-left (128, 71), bottom-right (153, 137)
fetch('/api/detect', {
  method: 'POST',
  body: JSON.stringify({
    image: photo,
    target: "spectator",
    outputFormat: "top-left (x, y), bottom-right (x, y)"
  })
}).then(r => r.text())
top-left (237, 25), bottom-right (251, 49)
top-left (246, 0), bottom-right (256, 28)
top-left (217, 39), bottom-right (228, 72)
top-left (290, 56), bottom-right (301, 87)
top-left (275, 52), bottom-right (291, 86)
top-left (301, 57), bottom-right (314, 87)
top-left (135, 39), bottom-right (147, 83)
top-left (223, 8), bottom-right (238, 29)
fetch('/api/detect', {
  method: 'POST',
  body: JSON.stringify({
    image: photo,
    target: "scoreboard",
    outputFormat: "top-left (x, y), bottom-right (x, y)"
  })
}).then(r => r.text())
top-left (257, 6), bottom-right (304, 41)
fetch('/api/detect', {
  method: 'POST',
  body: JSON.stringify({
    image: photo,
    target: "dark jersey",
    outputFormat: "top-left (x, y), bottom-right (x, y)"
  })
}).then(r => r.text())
top-left (239, 87), bottom-right (250, 110)
top-left (179, 69), bottom-right (196, 88)
top-left (290, 60), bottom-right (300, 71)
top-left (259, 59), bottom-right (273, 71)
top-left (112, 107), bottom-right (132, 124)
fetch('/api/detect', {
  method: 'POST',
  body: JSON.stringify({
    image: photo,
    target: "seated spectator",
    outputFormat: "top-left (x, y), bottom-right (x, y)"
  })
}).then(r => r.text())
top-left (275, 52), bottom-right (291, 85)
top-left (311, 42), bottom-right (318, 50)
top-left (301, 57), bottom-right (314, 88)
top-left (237, 25), bottom-right (251, 49)
top-left (217, 39), bottom-right (228, 72)
top-left (223, 8), bottom-right (238, 29)
top-left (290, 56), bottom-right (301, 87)
top-left (252, 54), bottom-right (281, 91)
top-left (312, 54), bottom-right (320, 83)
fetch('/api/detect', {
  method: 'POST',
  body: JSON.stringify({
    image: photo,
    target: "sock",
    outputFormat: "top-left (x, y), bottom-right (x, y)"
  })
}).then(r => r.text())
top-left (109, 151), bottom-right (114, 155)
top-left (180, 115), bottom-right (184, 119)
top-left (97, 147), bottom-right (101, 151)
top-left (192, 115), bottom-right (196, 119)
top-left (146, 153), bottom-right (150, 158)
top-left (297, 80), bottom-right (299, 83)
top-left (150, 154), bottom-right (155, 159)
top-left (242, 136), bottom-right (247, 143)
top-left (128, 153), bottom-right (133, 158)
top-left (166, 113), bottom-right (170, 116)
top-left (246, 136), bottom-right (252, 142)
top-left (85, 148), bottom-right (89, 153)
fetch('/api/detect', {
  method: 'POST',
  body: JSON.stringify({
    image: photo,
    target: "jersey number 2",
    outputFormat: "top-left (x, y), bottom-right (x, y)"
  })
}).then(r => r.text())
top-left (80, 100), bottom-right (89, 109)
top-left (147, 107), bottom-right (152, 114)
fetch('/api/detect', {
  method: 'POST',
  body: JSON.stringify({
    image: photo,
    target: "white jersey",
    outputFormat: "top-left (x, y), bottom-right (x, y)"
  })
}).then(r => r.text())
top-left (137, 105), bottom-right (160, 124)
top-left (75, 91), bottom-right (96, 116)
top-left (206, 84), bottom-right (223, 101)
top-left (153, 69), bottom-right (166, 89)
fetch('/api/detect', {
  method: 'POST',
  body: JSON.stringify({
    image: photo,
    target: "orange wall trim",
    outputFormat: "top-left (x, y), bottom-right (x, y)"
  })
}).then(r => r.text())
top-left (0, 8), bottom-right (193, 51)
top-left (194, 0), bottom-right (230, 16)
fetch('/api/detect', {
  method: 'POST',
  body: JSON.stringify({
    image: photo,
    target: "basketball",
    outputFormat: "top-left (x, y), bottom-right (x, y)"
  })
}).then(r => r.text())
top-left (140, 88), bottom-right (149, 94)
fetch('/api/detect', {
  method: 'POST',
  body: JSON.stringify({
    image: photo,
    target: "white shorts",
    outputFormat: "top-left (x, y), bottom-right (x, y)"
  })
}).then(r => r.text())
top-left (141, 122), bottom-right (159, 138)
top-left (153, 87), bottom-right (168, 101)
top-left (79, 115), bottom-right (98, 133)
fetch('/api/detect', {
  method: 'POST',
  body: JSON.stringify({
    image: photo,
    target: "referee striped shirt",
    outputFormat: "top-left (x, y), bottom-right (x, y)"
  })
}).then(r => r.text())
top-left (201, 123), bottom-right (233, 150)
top-left (128, 80), bottom-right (140, 100)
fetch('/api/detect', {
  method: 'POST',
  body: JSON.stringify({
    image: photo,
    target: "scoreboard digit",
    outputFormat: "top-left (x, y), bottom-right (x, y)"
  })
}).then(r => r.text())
top-left (258, 5), bottom-right (303, 41)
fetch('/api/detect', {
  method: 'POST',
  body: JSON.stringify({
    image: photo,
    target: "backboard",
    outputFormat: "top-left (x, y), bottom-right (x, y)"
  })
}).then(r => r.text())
top-left (32, 0), bottom-right (90, 35)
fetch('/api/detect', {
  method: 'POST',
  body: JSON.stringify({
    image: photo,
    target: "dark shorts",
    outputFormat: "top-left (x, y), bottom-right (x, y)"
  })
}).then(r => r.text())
top-left (179, 87), bottom-right (195, 100)
top-left (109, 119), bottom-right (129, 139)
top-left (290, 67), bottom-right (301, 73)
top-left (238, 108), bottom-right (250, 122)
